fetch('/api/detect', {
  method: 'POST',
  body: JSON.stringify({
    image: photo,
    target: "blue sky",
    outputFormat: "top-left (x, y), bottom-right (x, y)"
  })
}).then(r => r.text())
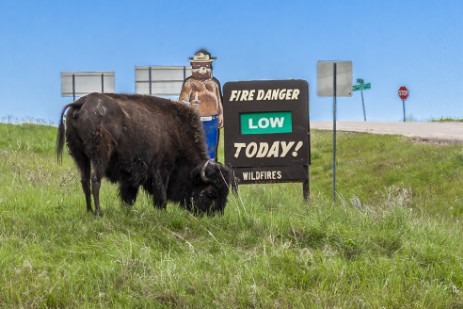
top-left (1, 0), bottom-right (462, 123)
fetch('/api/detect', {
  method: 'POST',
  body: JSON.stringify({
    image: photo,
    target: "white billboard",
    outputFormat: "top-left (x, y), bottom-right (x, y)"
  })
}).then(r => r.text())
top-left (135, 66), bottom-right (192, 97)
top-left (61, 72), bottom-right (115, 97)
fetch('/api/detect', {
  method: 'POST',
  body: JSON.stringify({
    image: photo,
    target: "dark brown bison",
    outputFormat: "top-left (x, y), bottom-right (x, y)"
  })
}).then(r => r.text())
top-left (56, 92), bottom-right (232, 216)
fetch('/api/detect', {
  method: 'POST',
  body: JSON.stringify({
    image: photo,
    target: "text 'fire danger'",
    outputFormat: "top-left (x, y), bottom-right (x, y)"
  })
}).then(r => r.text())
top-left (229, 88), bottom-right (301, 101)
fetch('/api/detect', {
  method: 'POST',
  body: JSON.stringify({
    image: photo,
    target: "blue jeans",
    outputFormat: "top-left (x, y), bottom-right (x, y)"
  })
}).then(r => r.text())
top-left (200, 115), bottom-right (219, 161)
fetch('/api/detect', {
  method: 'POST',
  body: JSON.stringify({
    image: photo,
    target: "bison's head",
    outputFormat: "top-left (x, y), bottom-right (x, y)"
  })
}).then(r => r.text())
top-left (189, 160), bottom-right (233, 215)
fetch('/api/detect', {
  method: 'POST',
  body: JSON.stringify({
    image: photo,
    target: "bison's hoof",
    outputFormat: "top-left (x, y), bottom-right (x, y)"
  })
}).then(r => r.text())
top-left (93, 210), bottom-right (103, 217)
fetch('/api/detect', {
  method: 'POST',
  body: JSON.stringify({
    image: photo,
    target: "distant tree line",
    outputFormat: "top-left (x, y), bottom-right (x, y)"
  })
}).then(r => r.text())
top-left (0, 115), bottom-right (55, 125)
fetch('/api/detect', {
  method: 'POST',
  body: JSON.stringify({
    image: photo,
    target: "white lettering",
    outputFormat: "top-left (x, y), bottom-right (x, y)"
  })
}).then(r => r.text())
top-left (233, 141), bottom-right (304, 159)
top-left (280, 141), bottom-right (295, 157)
top-left (247, 117), bottom-right (285, 131)
top-left (292, 141), bottom-right (303, 157)
top-left (267, 141), bottom-right (279, 157)
top-left (249, 89), bottom-right (255, 100)
top-left (241, 170), bottom-right (283, 181)
top-left (270, 117), bottom-right (284, 128)
top-left (230, 90), bottom-right (240, 102)
top-left (229, 88), bottom-right (300, 101)
top-left (233, 142), bottom-right (246, 158)
top-left (245, 142), bottom-right (258, 158)
top-left (241, 90), bottom-right (250, 101)
top-left (248, 119), bottom-right (258, 129)
top-left (286, 89), bottom-right (293, 100)
top-left (263, 90), bottom-right (272, 100)
top-left (271, 89), bottom-right (279, 100)
top-left (258, 118), bottom-right (269, 129)
top-left (256, 142), bottom-right (269, 158)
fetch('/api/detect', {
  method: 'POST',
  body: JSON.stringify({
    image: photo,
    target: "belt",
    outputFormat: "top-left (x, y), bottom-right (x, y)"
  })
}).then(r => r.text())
top-left (200, 114), bottom-right (218, 121)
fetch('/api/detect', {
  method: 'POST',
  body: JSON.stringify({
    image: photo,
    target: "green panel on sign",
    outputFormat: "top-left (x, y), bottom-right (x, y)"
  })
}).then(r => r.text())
top-left (353, 83), bottom-right (371, 91)
top-left (241, 112), bottom-right (292, 134)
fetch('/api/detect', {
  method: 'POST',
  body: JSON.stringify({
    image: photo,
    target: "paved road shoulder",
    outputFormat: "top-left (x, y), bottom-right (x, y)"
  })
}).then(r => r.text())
top-left (311, 121), bottom-right (463, 144)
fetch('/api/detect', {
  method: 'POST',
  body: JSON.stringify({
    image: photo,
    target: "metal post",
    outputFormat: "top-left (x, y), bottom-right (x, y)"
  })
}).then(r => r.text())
top-left (361, 88), bottom-right (366, 121)
top-left (303, 165), bottom-right (309, 200)
top-left (402, 100), bottom-right (406, 122)
top-left (101, 74), bottom-right (104, 93)
top-left (148, 67), bottom-right (152, 96)
top-left (303, 119), bottom-right (311, 201)
top-left (72, 74), bottom-right (76, 101)
top-left (333, 63), bottom-right (337, 202)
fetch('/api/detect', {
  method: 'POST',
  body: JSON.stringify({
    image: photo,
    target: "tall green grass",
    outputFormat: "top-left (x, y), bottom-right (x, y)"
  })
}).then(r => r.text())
top-left (0, 123), bottom-right (462, 308)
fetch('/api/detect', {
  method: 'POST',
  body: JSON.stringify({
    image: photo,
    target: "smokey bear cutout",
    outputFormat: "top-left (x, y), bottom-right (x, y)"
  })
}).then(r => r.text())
top-left (179, 49), bottom-right (224, 161)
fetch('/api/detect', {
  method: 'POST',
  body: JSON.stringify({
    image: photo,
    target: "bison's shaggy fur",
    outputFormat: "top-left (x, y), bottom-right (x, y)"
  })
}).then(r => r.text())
top-left (57, 93), bottom-right (232, 216)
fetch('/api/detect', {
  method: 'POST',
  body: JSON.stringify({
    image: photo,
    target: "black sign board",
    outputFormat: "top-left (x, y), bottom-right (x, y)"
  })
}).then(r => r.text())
top-left (223, 80), bottom-right (310, 198)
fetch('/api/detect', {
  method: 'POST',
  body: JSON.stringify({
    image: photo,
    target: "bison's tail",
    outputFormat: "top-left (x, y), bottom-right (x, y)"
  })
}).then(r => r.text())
top-left (56, 97), bottom-right (86, 163)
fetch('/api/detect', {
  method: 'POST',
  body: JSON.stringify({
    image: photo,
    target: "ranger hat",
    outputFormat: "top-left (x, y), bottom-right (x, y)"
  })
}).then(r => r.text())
top-left (189, 49), bottom-right (216, 63)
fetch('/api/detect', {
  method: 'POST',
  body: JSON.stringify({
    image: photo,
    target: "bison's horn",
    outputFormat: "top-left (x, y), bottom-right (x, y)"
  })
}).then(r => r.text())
top-left (200, 160), bottom-right (212, 182)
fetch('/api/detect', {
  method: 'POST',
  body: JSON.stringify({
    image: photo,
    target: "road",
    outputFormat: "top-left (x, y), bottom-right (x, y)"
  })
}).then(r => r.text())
top-left (311, 121), bottom-right (463, 144)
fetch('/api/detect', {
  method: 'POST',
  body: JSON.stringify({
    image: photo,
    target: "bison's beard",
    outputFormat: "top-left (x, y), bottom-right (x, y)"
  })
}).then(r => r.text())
top-left (189, 189), bottom-right (226, 216)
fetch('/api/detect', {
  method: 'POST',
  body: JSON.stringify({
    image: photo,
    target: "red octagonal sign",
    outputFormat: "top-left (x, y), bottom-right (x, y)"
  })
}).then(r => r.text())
top-left (398, 86), bottom-right (409, 100)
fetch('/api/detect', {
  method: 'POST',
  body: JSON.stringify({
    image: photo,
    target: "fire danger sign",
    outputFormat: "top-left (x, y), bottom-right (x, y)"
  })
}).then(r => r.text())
top-left (223, 80), bottom-right (310, 188)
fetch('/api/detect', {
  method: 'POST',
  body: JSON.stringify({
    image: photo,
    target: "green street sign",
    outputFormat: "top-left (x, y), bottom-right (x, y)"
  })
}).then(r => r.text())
top-left (240, 111), bottom-right (293, 134)
top-left (352, 82), bottom-right (371, 91)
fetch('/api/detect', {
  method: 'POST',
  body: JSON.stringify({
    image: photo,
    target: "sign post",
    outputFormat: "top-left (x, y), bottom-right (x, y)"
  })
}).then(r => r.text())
top-left (223, 80), bottom-right (310, 200)
top-left (352, 78), bottom-right (371, 121)
top-left (398, 86), bottom-right (409, 122)
top-left (317, 61), bottom-right (352, 202)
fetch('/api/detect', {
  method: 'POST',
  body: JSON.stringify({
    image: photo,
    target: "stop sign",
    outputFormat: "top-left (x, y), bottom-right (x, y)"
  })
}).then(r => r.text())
top-left (398, 86), bottom-right (409, 100)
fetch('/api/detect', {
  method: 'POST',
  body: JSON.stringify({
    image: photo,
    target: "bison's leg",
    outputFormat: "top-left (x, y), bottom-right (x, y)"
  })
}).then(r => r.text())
top-left (153, 189), bottom-right (167, 209)
top-left (72, 151), bottom-right (93, 213)
top-left (119, 181), bottom-right (139, 205)
top-left (90, 162), bottom-right (104, 216)
top-left (89, 128), bottom-right (115, 216)
top-left (153, 170), bottom-right (167, 209)
top-left (80, 161), bottom-right (93, 213)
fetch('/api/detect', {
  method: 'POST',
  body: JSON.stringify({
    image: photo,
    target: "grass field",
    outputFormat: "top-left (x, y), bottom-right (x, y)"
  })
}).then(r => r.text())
top-left (0, 122), bottom-right (462, 308)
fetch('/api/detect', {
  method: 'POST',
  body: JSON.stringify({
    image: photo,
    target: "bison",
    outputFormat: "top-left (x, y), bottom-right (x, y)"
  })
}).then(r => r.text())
top-left (56, 92), bottom-right (233, 216)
